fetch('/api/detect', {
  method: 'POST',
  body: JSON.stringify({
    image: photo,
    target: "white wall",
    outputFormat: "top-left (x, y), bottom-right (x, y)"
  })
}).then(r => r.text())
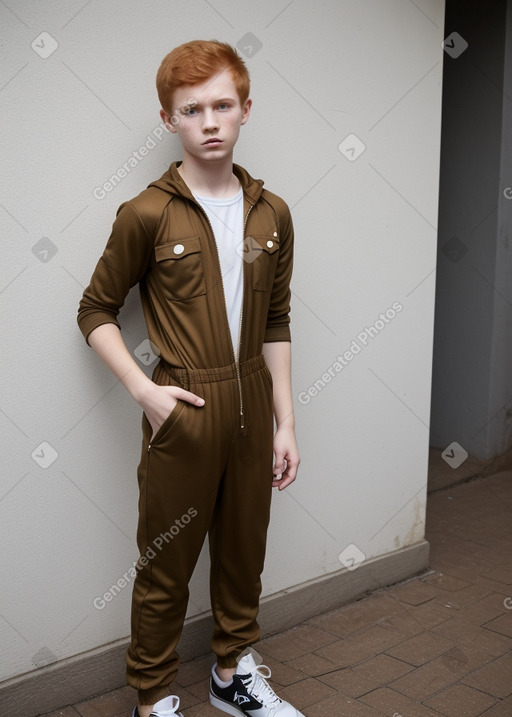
top-left (0, 0), bottom-right (444, 685)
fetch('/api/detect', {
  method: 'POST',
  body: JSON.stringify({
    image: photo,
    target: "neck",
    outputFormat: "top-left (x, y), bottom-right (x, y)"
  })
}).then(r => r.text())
top-left (178, 153), bottom-right (240, 198)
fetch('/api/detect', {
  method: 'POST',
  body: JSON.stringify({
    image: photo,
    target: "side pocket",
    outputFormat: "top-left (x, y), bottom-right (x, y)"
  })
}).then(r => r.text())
top-left (143, 399), bottom-right (186, 445)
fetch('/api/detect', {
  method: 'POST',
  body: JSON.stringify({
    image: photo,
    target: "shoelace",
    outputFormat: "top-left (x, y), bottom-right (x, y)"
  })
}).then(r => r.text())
top-left (241, 664), bottom-right (281, 708)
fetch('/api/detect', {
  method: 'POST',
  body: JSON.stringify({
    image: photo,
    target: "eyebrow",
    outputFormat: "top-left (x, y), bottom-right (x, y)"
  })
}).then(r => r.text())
top-left (191, 97), bottom-right (237, 107)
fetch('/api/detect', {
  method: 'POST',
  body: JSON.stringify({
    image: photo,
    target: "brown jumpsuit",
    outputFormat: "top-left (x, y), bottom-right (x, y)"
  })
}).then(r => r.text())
top-left (77, 161), bottom-right (294, 704)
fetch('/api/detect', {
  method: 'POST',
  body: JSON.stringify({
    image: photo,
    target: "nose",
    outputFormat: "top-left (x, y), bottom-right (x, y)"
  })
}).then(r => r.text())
top-left (202, 108), bottom-right (219, 133)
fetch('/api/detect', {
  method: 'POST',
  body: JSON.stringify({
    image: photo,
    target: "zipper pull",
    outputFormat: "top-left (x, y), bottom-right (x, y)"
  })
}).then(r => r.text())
top-left (240, 409), bottom-right (245, 429)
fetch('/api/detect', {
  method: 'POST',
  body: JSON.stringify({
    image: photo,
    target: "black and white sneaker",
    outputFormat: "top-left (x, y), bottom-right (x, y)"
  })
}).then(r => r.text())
top-left (209, 651), bottom-right (305, 716)
top-left (131, 695), bottom-right (183, 717)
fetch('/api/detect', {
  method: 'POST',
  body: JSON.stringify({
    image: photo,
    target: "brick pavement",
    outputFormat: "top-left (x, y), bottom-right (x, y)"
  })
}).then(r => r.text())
top-left (42, 453), bottom-right (512, 716)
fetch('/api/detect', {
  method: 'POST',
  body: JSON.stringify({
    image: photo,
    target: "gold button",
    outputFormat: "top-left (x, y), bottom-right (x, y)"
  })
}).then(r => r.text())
top-left (267, 240), bottom-right (274, 248)
top-left (174, 243), bottom-right (184, 255)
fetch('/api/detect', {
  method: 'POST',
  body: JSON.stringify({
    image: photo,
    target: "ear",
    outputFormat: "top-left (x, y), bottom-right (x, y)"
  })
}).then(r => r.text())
top-left (240, 98), bottom-right (252, 126)
top-left (160, 108), bottom-right (178, 134)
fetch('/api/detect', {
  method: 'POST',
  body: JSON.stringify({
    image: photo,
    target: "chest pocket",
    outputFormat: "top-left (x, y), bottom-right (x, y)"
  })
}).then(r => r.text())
top-left (154, 236), bottom-right (206, 301)
top-left (246, 234), bottom-right (280, 292)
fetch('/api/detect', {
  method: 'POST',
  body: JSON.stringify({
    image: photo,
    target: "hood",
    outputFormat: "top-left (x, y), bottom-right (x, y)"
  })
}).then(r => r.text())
top-left (148, 161), bottom-right (265, 205)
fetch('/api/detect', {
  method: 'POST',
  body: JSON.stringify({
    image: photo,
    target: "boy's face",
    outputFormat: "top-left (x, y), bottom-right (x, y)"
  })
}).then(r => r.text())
top-left (160, 69), bottom-right (251, 165)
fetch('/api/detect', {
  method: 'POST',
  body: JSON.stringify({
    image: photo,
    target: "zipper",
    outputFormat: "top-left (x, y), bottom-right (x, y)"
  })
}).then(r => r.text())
top-left (235, 203), bottom-right (254, 429)
top-left (195, 199), bottom-right (254, 430)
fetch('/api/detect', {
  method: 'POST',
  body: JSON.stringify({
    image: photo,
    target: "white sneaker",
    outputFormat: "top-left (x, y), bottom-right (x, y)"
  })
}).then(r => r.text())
top-left (209, 651), bottom-right (305, 716)
top-left (132, 695), bottom-right (183, 717)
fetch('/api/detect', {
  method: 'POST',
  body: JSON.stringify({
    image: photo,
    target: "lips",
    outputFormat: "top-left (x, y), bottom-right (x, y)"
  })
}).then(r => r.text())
top-left (203, 138), bottom-right (223, 145)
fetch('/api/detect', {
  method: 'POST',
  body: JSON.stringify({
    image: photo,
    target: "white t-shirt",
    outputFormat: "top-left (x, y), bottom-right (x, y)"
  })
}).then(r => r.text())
top-left (195, 188), bottom-right (244, 360)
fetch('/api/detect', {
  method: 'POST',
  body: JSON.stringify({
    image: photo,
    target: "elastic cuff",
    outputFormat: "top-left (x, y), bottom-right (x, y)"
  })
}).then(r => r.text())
top-left (137, 682), bottom-right (174, 706)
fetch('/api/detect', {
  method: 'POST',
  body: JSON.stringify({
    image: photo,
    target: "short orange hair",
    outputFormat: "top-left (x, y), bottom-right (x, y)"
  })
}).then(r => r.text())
top-left (156, 40), bottom-right (250, 114)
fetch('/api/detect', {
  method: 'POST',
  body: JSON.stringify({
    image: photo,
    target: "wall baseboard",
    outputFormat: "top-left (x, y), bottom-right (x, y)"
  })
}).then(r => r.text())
top-left (1, 540), bottom-right (429, 716)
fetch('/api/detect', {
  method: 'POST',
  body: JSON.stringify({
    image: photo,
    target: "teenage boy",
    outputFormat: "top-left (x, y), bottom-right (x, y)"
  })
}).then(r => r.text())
top-left (77, 40), bottom-right (302, 717)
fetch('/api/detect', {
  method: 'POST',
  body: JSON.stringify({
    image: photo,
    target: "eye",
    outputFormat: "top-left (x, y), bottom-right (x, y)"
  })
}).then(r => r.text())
top-left (186, 107), bottom-right (197, 115)
top-left (218, 103), bottom-right (230, 110)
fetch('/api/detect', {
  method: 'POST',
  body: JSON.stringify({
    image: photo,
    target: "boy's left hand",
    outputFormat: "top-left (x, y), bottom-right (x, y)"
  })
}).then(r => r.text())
top-left (272, 425), bottom-right (300, 490)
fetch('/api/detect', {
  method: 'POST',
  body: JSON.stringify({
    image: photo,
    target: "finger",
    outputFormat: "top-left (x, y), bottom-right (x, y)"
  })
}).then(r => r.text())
top-left (273, 458), bottom-right (299, 490)
top-left (273, 463), bottom-right (285, 478)
top-left (272, 456), bottom-right (285, 485)
top-left (274, 468), bottom-right (297, 490)
top-left (273, 451), bottom-right (286, 475)
top-left (175, 388), bottom-right (205, 406)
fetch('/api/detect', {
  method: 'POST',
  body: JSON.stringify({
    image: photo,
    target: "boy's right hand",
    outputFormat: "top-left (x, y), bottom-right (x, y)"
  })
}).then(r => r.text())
top-left (138, 383), bottom-right (205, 440)
top-left (86, 325), bottom-right (205, 440)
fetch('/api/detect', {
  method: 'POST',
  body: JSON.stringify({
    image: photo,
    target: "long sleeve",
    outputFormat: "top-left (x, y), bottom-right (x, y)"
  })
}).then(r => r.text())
top-left (264, 198), bottom-right (294, 343)
top-left (77, 201), bottom-right (154, 345)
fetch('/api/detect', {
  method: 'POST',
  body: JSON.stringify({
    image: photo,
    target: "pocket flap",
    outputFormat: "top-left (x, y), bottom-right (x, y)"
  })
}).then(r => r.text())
top-left (248, 235), bottom-right (280, 255)
top-left (155, 236), bottom-right (201, 262)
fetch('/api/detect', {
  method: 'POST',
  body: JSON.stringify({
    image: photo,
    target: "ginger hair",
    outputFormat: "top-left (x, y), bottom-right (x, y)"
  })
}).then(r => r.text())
top-left (156, 40), bottom-right (250, 114)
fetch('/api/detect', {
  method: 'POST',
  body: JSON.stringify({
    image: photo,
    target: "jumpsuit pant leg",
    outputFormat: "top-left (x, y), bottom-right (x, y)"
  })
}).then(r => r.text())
top-left (125, 355), bottom-right (274, 705)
